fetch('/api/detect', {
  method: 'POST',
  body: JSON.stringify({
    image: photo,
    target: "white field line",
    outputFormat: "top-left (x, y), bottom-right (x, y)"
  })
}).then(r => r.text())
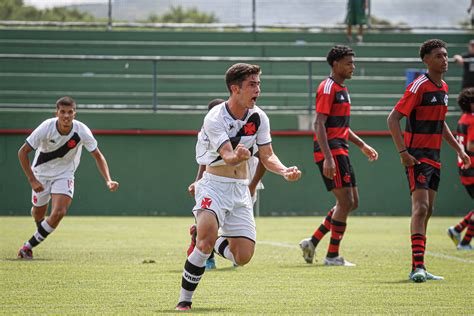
top-left (258, 240), bottom-right (298, 249)
top-left (425, 251), bottom-right (474, 264)
top-left (258, 240), bottom-right (474, 264)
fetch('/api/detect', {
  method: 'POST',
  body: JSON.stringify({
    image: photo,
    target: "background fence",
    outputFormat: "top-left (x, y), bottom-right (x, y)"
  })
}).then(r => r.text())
top-left (10, 0), bottom-right (473, 31)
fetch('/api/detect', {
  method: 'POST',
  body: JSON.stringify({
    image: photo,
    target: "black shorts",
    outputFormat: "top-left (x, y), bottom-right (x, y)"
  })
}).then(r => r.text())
top-left (405, 162), bottom-right (440, 192)
top-left (317, 155), bottom-right (356, 191)
top-left (464, 184), bottom-right (474, 199)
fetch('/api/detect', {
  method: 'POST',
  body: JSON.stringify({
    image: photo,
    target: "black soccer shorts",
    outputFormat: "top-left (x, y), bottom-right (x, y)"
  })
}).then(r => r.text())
top-left (317, 154), bottom-right (356, 192)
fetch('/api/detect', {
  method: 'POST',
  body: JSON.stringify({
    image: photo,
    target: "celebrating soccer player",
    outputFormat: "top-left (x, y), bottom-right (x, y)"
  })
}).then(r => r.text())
top-left (175, 63), bottom-right (301, 311)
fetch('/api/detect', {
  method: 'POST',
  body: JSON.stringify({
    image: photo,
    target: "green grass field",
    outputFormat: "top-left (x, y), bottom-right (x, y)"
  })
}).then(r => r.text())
top-left (1, 216), bottom-right (473, 314)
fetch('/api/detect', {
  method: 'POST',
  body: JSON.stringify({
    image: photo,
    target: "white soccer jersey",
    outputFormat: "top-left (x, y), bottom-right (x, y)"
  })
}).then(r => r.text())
top-left (196, 102), bottom-right (272, 166)
top-left (26, 118), bottom-right (98, 179)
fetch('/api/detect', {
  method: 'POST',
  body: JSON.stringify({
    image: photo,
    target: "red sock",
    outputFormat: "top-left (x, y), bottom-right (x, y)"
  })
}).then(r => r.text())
top-left (310, 208), bottom-right (334, 247)
top-left (455, 211), bottom-right (473, 233)
top-left (460, 221), bottom-right (474, 245)
top-left (411, 234), bottom-right (426, 270)
top-left (327, 219), bottom-right (346, 258)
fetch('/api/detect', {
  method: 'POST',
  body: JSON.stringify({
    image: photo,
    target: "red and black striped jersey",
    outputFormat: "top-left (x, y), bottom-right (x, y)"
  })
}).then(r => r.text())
top-left (457, 113), bottom-right (474, 185)
top-left (313, 77), bottom-right (351, 163)
top-left (394, 74), bottom-right (448, 169)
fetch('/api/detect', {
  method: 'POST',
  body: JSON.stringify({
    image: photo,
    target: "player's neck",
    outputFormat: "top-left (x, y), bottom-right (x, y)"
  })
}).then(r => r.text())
top-left (330, 73), bottom-right (346, 86)
top-left (226, 98), bottom-right (247, 120)
top-left (426, 71), bottom-right (444, 86)
top-left (56, 121), bottom-right (72, 135)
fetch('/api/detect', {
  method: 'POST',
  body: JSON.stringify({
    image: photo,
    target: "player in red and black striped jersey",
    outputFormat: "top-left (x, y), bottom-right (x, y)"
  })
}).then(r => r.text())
top-left (299, 46), bottom-right (378, 267)
top-left (447, 88), bottom-right (474, 250)
top-left (388, 39), bottom-right (471, 282)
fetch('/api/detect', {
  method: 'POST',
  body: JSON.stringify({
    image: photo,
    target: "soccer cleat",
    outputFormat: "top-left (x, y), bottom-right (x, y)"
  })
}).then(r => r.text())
top-left (175, 301), bottom-right (192, 311)
top-left (457, 244), bottom-right (473, 250)
top-left (447, 227), bottom-right (461, 247)
top-left (17, 245), bottom-right (33, 259)
top-left (409, 270), bottom-right (444, 281)
top-left (323, 256), bottom-right (355, 267)
top-left (205, 257), bottom-right (216, 270)
top-left (186, 224), bottom-right (197, 257)
top-left (426, 271), bottom-right (444, 281)
top-left (299, 238), bottom-right (316, 264)
top-left (409, 268), bottom-right (427, 283)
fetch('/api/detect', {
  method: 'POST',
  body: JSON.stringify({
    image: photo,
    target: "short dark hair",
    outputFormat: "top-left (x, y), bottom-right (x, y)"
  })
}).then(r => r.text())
top-left (419, 39), bottom-right (447, 60)
top-left (225, 63), bottom-right (261, 94)
top-left (56, 96), bottom-right (76, 110)
top-left (326, 45), bottom-right (355, 67)
top-left (458, 88), bottom-right (474, 113)
top-left (207, 98), bottom-right (225, 111)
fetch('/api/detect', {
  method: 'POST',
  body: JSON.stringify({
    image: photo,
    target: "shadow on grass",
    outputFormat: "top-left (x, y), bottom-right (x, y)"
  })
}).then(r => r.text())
top-left (168, 266), bottom-right (239, 274)
top-left (381, 279), bottom-right (413, 284)
top-left (2, 258), bottom-right (56, 262)
top-left (154, 307), bottom-right (231, 314)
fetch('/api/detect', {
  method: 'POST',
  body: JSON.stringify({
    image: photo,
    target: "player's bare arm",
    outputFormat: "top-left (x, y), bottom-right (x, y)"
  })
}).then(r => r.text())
top-left (442, 122), bottom-right (471, 169)
top-left (206, 142), bottom-right (250, 179)
top-left (387, 109), bottom-right (420, 167)
top-left (348, 129), bottom-right (378, 162)
top-left (258, 144), bottom-right (301, 182)
top-left (387, 108), bottom-right (420, 167)
top-left (90, 148), bottom-right (119, 192)
top-left (18, 143), bottom-right (44, 193)
top-left (314, 112), bottom-right (335, 179)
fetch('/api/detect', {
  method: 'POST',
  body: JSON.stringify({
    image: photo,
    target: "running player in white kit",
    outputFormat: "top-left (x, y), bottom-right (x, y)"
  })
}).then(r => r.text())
top-left (17, 96), bottom-right (119, 259)
top-left (175, 63), bottom-right (302, 311)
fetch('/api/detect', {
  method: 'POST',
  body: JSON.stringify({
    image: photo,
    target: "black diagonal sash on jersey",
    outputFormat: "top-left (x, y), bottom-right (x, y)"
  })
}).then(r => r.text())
top-left (210, 113), bottom-right (261, 165)
top-left (34, 132), bottom-right (81, 167)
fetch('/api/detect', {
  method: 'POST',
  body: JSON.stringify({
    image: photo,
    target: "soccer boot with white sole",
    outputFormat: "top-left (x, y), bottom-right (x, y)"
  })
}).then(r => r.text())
top-left (447, 227), bottom-right (461, 247)
top-left (323, 256), bottom-right (355, 267)
top-left (409, 270), bottom-right (444, 281)
top-left (409, 268), bottom-right (427, 283)
top-left (299, 238), bottom-right (316, 264)
top-left (457, 243), bottom-right (473, 250)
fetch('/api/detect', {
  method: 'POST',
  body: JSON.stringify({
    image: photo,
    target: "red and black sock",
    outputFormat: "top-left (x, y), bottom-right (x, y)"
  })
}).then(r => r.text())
top-left (460, 220), bottom-right (474, 246)
top-left (326, 218), bottom-right (346, 258)
top-left (411, 234), bottom-right (426, 270)
top-left (454, 211), bottom-right (473, 233)
top-left (310, 208), bottom-right (334, 247)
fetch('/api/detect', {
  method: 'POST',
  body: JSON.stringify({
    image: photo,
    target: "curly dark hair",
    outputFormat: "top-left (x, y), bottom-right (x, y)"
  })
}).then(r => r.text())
top-left (326, 45), bottom-right (355, 67)
top-left (225, 63), bottom-right (261, 94)
top-left (458, 87), bottom-right (474, 113)
top-left (419, 39), bottom-right (447, 60)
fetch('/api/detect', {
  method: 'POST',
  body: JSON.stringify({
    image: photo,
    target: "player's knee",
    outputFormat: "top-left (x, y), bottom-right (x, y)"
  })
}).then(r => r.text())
top-left (351, 197), bottom-right (359, 211)
top-left (413, 202), bottom-right (429, 218)
top-left (340, 197), bottom-right (355, 212)
top-left (196, 239), bottom-right (215, 254)
top-left (50, 207), bottom-right (67, 222)
top-left (234, 251), bottom-right (253, 266)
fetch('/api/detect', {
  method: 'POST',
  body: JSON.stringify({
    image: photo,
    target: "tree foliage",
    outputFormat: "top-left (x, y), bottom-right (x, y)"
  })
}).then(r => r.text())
top-left (146, 6), bottom-right (219, 23)
top-left (0, 0), bottom-right (94, 21)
